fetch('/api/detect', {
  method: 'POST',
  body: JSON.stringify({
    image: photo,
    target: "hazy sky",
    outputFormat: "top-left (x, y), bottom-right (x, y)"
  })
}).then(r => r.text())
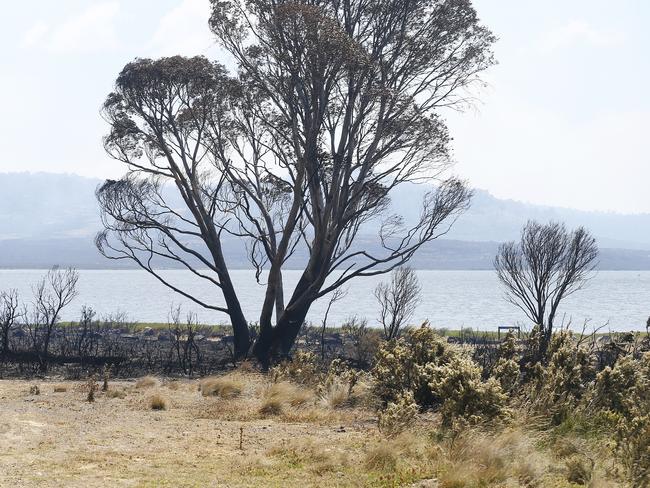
top-left (1, 1), bottom-right (648, 213)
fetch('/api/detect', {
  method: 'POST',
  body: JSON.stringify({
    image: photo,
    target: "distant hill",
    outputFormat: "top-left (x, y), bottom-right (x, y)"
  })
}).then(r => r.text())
top-left (0, 172), bottom-right (102, 240)
top-left (389, 185), bottom-right (650, 250)
top-left (2, 172), bottom-right (650, 269)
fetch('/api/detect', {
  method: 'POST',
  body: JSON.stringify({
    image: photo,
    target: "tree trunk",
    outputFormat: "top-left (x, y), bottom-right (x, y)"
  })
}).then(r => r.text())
top-left (253, 302), bottom-right (312, 367)
top-left (1, 326), bottom-right (8, 360)
top-left (253, 236), bottom-right (331, 366)
top-left (220, 276), bottom-right (250, 360)
top-left (253, 268), bottom-right (320, 365)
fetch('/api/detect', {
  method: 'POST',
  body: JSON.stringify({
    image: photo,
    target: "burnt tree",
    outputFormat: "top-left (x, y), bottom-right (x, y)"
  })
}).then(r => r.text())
top-left (494, 221), bottom-right (599, 361)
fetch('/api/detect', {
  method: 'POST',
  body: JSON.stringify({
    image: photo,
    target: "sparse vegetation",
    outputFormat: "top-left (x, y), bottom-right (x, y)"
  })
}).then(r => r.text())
top-left (106, 388), bottom-right (127, 399)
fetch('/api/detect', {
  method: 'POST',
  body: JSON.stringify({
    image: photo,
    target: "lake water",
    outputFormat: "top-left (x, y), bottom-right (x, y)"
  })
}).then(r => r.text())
top-left (0, 269), bottom-right (648, 332)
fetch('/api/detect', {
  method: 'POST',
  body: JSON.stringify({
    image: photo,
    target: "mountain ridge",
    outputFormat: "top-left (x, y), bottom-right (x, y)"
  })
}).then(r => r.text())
top-left (2, 172), bottom-right (650, 269)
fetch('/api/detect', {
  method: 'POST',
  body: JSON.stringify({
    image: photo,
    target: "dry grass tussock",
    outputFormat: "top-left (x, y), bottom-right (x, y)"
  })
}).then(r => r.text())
top-left (135, 376), bottom-right (158, 389)
top-left (106, 388), bottom-right (127, 399)
top-left (148, 392), bottom-right (167, 411)
top-left (259, 381), bottom-right (314, 416)
top-left (200, 374), bottom-right (245, 399)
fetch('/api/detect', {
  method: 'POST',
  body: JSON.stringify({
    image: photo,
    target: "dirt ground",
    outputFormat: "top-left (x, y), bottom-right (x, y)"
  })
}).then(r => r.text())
top-left (0, 376), bottom-right (386, 488)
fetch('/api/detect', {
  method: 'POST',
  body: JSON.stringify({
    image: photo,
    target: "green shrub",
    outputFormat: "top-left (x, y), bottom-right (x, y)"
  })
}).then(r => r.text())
top-left (427, 355), bottom-right (509, 427)
top-left (590, 352), bottom-right (648, 416)
top-left (372, 325), bottom-right (456, 407)
top-left (594, 352), bottom-right (650, 485)
top-left (377, 390), bottom-right (418, 437)
top-left (526, 331), bottom-right (593, 423)
top-left (492, 357), bottom-right (521, 395)
top-left (373, 325), bottom-right (509, 426)
top-left (616, 413), bottom-right (650, 486)
top-left (270, 350), bottom-right (320, 385)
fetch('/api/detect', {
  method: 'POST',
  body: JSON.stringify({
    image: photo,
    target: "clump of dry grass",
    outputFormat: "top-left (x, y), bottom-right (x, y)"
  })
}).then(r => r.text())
top-left (258, 381), bottom-right (313, 417)
top-left (319, 379), bottom-right (350, 409)
top-left (433, 427), bottom-right (592, 488)
top-left (200, 375), bottom-right (243, 399)
top-left (268, 438), bottom-right (343, 475)
top-left (363, 431), bottom-right (432, 477)
top-left (364, 442), bottom-right (398, 472)
top-left (565, 454), bottom-right (594, 485)
top-left (149, 393), bottom-right (167, 410)
top-left (259, 397), bottom-right (283, 416)
top-left (106, 388), bottom-right (127, 399)
top-left (164, 379), bottom-right (181, 391)
top-left (135, 376), bottom-right (158, 389)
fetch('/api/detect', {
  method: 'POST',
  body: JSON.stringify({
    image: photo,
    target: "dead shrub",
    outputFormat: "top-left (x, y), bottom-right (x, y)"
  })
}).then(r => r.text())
top-left (102, 364), bottom-right (111, 392)
top-left (86, 375), bottom-right (98, 403)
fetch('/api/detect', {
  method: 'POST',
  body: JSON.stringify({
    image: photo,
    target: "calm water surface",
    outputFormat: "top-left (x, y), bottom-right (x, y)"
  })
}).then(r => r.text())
top-left (0, 269), bottom-right (648, 331)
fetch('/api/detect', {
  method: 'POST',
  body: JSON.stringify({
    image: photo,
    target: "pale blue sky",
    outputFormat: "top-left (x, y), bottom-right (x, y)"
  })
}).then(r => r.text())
top-left (1, 1), bottom-right (648, 213)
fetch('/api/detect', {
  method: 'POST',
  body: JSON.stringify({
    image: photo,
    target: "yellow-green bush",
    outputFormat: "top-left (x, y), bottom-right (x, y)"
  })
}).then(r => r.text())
top-left (492, 357), bottom-right (521, 394)
top-left (616, 413), bottom-right (650, 486)
top-left (373, 325), bottom-right (509, 426)
top-left (372, 325), bottom-right (456, 406)
top-left (377, 390), bottom-right (419, 437)
top-left (270, 350), bottom-right (320, 386)
top-left (590, 352), bottom-right (649, 416)
top-left (591, 352), bottom-right (650, 486)
top-left (427, 355), bottom-right (509, 427)
top-left (526, 331), bottom-right (593, 423)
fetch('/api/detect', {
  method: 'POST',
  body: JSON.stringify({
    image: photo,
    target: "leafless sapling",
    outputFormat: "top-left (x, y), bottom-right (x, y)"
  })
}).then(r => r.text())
top-left (374, 267), bottom-right (422, 340)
